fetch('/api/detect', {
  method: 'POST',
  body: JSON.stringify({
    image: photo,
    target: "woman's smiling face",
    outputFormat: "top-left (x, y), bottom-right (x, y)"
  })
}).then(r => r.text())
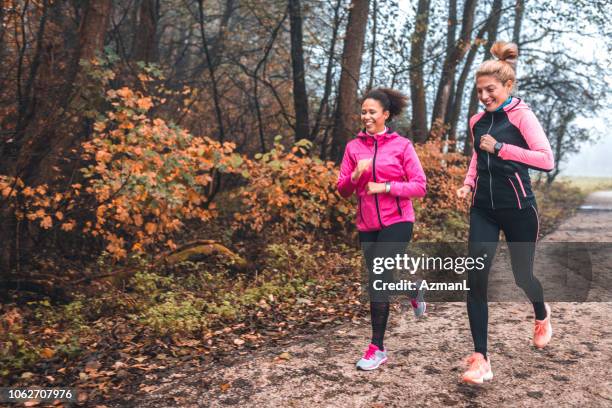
top-left (476, 75), bottom-right (513, 112)
top-left (361, 98), bottom-right (389, 134)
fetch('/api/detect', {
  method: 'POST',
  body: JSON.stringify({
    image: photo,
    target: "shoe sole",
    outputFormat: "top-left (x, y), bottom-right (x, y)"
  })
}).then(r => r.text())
top-left (356, 357), bottom-right (388, 371)
top-left (462, 370), bottom-right (493, 384)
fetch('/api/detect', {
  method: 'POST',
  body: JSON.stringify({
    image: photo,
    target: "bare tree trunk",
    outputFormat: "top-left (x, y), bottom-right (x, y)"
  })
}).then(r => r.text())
top-left (512, 0), bottom-right (525, 96)
top-left (14, 0), bottom-right (112, 185)
top-left (463, 1), bottom-right (503, 156)
top-left (288, 0), bottom-right (310, 141)
top-left (409, 0), bottom-right (431, 143)
top-left (512, 0), bottom-right (525, 46)
top-left (197, 0), bottom-right (226, 142)
top-left (210, 0), bottom-right (236, 68)
top-left (367, 0), bottom-right (377, 91)
top-left (430, 0), bottom-right (477, 138)
top-left (238, 11), bottom-right (288, 152)
top-left (10, 0), bottom-right (50, 170)
top-left (78, 0), bottom-right (113, 63)
top-left (442, 0), bottom-right (458, 140)
top-left (450, 0), bottom-right (503, 149)
top-left (330, 0), bottom-right (370, 163)
top-left (131, 0), bottom-right (159, 63)
top-left (310, 0), bottom-right (342, 143)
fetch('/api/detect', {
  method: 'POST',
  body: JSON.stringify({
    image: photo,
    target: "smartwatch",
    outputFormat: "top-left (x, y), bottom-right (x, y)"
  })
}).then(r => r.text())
top-left (494, 142), bottom-right (504, 156)
top-left (385, 182), bottom-right (391, 193)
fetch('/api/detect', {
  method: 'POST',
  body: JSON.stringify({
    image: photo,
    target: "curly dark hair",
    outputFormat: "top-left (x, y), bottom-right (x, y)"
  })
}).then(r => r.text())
top-left (361, 87), bottom-right (409, 120)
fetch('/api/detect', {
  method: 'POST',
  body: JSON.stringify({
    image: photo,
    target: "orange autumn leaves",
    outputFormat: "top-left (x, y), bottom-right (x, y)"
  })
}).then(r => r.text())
top-left (0, 176), bottom-right (80, 233)
top-left (0, 86), bottom-right (241, 260)
top-left (1, 84), bottom-right (469, 260)
top-left (79, 87), bottom-right (242, 258)
top-left (233, 137), bottom-right (351, 236)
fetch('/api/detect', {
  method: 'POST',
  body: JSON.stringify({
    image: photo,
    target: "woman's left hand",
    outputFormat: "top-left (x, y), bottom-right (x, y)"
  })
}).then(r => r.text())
top-left (366, 182), bottom-right (386, 195)
top-left (479, 134), bottom-right (497, 154)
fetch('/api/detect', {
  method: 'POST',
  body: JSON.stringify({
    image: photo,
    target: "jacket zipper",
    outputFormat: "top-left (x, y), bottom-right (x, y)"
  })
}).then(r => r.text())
top-left (486, 114), bottom-right (495, 209)
top-left (396, 197), bottom-right (402, 216)
top-left (372, 139), bottom-right (384, 229)
top-left (472, 175), bottom-right (479, 206)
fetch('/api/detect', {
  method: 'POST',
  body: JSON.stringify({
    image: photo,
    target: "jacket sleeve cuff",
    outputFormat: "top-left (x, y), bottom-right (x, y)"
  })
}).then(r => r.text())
top-left (497, 143), bottom-right (510, 160)
top-left (463, 179), bottom-right (475, 190)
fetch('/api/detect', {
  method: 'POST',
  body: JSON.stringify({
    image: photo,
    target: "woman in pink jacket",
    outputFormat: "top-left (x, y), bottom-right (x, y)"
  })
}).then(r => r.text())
top-left (337, 88), bottom-right (427, 370)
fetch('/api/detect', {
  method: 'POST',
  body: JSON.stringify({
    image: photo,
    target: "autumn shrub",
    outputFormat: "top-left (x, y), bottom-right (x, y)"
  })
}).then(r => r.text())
top-left (233, 137), bottom-right (351, 238)
top-left (413, 139), bottom-right (470, 241)
top-left (0, 84), bottom-right (246, 264)
top-left (79, 87), bottom-right (245, 258)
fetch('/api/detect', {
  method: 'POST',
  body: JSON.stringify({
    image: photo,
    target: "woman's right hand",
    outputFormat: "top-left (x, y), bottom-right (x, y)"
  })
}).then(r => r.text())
top-left (351, 158), bottom-right (372, 182)
top-left (456, 185), bottom-right (472, 199)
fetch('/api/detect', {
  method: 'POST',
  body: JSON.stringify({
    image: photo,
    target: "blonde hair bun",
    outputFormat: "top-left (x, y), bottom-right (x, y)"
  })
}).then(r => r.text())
top-left (490, 41), bottom-right (518, 67)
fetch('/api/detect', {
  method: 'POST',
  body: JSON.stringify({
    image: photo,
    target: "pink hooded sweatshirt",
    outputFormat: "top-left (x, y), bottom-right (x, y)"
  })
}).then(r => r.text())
top-left (337, 129), bottom-right (427, 231)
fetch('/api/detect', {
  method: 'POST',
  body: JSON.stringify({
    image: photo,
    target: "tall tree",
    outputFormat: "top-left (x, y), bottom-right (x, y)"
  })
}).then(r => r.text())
top-left (196, 0), bottom-right (226, 142)
top-left (14, 0), bottom-right (113, 185)
top-left (330, 0), bottom-right (370, 163)
top-left (430, 0), bottom-right (477, 137)
top-left (450, 0), bottom-right (503, 151)
top-left (512, 0), bottom-right (525, 46)
top-left (367, 0), bottom-right (378, 91)
top-left (310, 0), bottom-right (343, 147)
top-left (442, 0), bottom-right (458, 131)
top-left (463, 1), bottom-right (503, 156)
top-left (288, 0), bottom-right (310, 141)
top-left (131, 0), bottom-right (159, 63)
top-left (409, 0), bottom-right (431, 143)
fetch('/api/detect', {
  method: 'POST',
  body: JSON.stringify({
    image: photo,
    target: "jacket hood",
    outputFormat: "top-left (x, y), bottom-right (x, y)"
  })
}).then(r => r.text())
top-left (356, 127), bottom-right (400, 140)
top-left (502, 97), bottom-right (530, 112)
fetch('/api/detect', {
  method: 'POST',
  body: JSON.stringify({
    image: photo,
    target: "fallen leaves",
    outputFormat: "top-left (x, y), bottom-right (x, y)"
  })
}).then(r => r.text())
top-left (40, 347), bottom-right (55, 359)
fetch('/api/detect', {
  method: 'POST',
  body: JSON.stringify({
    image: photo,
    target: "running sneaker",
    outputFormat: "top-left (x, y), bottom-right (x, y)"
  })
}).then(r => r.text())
top-left (534, 303), bottom-right (553, 349)
top-left (410, 280), bottom-right (426, 318)
top-left (461, 352), bottom-right (493, 384)
top-left (356, 343), bottom-right (388, 371)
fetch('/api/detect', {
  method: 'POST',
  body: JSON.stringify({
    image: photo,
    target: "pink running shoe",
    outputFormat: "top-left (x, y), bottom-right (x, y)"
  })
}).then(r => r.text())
top-left (355, 343), bottom-right (388, 371)
top-left (534, 303), bottom-right (553, 349)
top-left (461, 352), bottom-right (493, 384)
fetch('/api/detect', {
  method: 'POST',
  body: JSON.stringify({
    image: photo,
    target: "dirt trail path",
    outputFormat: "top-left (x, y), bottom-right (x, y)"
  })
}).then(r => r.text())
top-left (130, 192), bottom-right (612, 408)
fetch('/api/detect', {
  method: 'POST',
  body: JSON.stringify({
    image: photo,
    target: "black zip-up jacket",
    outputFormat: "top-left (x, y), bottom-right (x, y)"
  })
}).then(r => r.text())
top-left (464, 98), bottom-right (555, 210)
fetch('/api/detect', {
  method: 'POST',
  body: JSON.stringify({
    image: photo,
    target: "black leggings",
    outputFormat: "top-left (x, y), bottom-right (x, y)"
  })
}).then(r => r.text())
top-left (467, 206), bottom-right (546, 358)
top-left (359, 221), bottom-right (413, 351)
